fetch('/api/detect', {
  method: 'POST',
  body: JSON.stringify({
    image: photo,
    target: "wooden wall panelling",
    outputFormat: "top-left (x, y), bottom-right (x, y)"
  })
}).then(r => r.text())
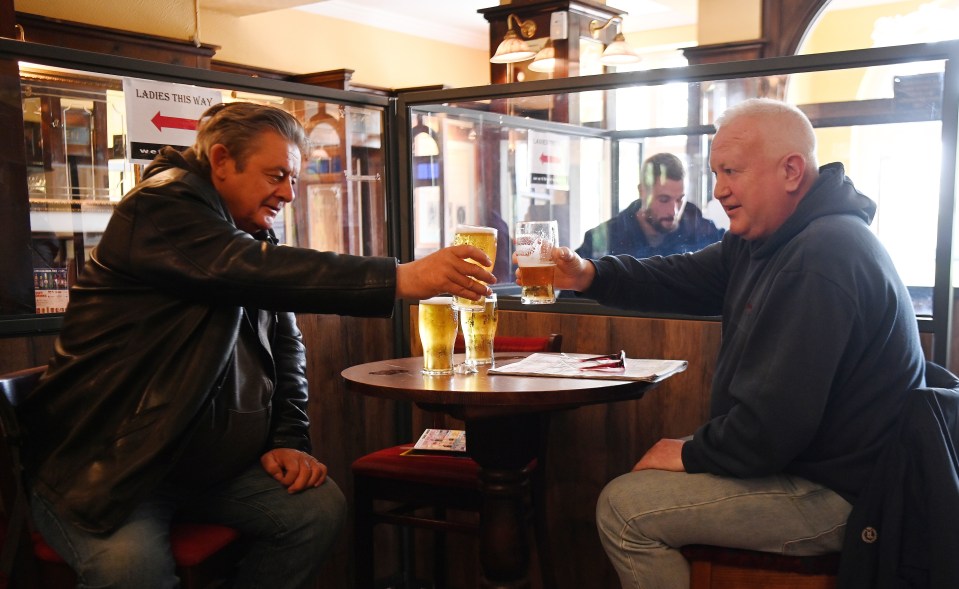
top-left (0, 333), bottom-right (57, 374)
top-left (293, 313), bottom-right (401, 589)
top-left (0, 0), bottom-right (15, 39)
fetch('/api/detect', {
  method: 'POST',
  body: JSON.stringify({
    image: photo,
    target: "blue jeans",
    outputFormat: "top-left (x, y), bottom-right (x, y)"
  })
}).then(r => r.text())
top-left (596, 470), bottom-right (851, 589)
top-left (31, 463), bottom-right (347, 589)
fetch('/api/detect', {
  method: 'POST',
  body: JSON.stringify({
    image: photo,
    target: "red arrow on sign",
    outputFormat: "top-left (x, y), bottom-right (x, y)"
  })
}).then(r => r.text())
top-left (151, 112), bottom-right (198, 132)
top-left (539, 153), bottom-right (559, 163)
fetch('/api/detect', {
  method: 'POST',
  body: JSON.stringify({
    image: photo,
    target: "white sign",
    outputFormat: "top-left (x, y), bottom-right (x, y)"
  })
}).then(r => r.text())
top-left (122, 78), bottom-right (222, 163)
top-left (528, 130), bottom-right (570, 191)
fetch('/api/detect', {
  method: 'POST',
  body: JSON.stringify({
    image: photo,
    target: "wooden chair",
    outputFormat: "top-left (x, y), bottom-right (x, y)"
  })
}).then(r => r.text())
top-left (352, 334), bottom-right (562, 589)
top-left (681, 545), bottom-right (840, 589)
top-left (0, 367), bottom-right (241, 589)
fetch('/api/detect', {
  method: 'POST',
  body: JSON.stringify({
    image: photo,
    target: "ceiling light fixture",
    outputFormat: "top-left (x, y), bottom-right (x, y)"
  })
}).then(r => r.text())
top-left (589, 16), bottom-right (640, 66)
top-left (490, 14), bottom-right (537, 64)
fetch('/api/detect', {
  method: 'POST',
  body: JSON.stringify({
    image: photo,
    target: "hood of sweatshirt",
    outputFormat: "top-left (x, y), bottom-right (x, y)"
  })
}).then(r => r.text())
top-left (752, 162), bottom-right (876, 259)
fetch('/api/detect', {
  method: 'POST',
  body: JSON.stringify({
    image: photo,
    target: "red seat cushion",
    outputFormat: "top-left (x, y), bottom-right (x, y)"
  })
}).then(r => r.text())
top-left (453, 335), bottom-right (551, 354)
top-left (680, 545), bottom-right (840, 575)
top-left (31, 523), bottom-right (239, 568)
top-left (352, 445), bottom-right (480, 488)
top-left (31, 532), bottom-right (63, 563)
top-left (169, 523), bottom-right (240, 567)
top-left (489, 336), bottom-right (552, 353)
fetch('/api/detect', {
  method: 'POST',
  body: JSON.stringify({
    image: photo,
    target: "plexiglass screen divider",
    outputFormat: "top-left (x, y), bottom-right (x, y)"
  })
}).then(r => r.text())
top-left (399, 43), bottom-right (958, 335)
top-left (0, 40), bottom-right (388, 328)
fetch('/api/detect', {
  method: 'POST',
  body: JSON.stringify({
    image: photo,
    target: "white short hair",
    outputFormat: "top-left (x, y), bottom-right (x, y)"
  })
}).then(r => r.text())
top-left (716, 98), bottom-right (817, 167)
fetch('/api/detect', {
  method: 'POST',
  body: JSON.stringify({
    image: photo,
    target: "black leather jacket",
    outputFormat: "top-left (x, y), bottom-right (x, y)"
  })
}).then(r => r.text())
top-left (22, 148), bottom-right (397, 533)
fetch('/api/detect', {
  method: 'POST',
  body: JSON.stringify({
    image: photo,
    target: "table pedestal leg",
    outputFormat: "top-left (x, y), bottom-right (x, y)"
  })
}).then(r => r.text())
top-left (478, 467), bottom-right (532, 588)
top-left (468, 414), bottom-right (543, 589)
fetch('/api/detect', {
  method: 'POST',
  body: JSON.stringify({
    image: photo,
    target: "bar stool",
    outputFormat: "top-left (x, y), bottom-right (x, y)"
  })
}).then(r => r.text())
top-left (0, 367), bottom-right (242, 589)
top-left (352, 334), bottom-right (562, 589)
top-left (681, 545), bottom-right (840, 589)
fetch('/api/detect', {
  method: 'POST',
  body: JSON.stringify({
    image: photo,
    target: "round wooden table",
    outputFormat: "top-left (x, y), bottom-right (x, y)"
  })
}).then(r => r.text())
top-left (342, 353), bottom-right (669, 589)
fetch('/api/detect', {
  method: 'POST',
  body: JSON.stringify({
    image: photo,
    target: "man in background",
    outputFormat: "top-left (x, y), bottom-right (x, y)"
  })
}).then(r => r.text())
top-left (527, 99), bottom-right (924, 589)
top-left (576, 152), bottom-right (724, 259)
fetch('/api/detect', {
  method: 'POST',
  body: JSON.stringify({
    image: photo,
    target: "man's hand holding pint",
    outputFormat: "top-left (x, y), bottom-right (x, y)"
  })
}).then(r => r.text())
top-left (397, 245), bottom-right (497, 300)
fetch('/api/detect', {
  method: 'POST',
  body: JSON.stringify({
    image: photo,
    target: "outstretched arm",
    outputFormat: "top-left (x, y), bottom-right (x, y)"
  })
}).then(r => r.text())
top-left (397, 244), bottom-right (497, 301)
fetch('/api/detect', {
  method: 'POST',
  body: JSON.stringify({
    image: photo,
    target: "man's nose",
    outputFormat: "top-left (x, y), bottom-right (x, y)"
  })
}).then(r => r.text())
top-left (277, 178), bottom-right (296, 202)
top-left (713, 178), bottom-right (730, 200)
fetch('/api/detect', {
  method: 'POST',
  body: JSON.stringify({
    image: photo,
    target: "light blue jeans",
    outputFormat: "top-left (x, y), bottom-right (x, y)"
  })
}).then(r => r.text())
top-left (31, 463), bottom-right (347, 589)
top-left (596, 469), bottom-right (851, 589)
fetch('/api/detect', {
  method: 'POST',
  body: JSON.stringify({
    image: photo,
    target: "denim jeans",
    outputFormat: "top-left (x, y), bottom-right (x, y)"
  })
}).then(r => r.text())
top-left (31, 462), bottom-right (347, 589)
top-left (596, 470), bottom-right (851, 589)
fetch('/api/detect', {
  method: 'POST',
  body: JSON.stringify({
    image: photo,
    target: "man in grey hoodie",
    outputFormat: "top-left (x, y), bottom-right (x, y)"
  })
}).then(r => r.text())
top-left (525, 98), bottom-right (925, 589)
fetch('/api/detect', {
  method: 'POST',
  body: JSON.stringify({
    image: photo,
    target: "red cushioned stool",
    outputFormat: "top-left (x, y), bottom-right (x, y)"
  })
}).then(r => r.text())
top-left (0, 367), bottom-right (242, 589)
top-left (353, 334), bottom-right (562, 589)
top-left (26, 523), bottom-right (240, 589)
top-left (681, 544), bottom-right (840, 589)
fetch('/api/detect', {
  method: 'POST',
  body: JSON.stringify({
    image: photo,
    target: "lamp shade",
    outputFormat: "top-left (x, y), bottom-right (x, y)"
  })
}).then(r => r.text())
top-left (412, 128), bottom-right (439, 157)
top-left (600, 32), bottom-right (640, 65)
top-left (490, 29), bottom-right (535, 64)
top-left (528, 40), bottom-right (557, 73)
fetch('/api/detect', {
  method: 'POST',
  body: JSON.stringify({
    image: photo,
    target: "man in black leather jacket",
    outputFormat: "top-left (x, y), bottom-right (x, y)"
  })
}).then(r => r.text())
top-left (21, 102), bottom-right (496, 589)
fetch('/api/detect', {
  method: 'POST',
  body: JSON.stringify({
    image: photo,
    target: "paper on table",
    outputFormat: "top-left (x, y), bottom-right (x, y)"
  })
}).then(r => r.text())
top-left (488, 353), bottom-right (687, 382)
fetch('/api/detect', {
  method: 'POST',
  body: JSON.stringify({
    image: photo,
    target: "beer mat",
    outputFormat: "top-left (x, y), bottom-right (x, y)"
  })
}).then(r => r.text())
top-left (488, 353), bottom-right (688, 382)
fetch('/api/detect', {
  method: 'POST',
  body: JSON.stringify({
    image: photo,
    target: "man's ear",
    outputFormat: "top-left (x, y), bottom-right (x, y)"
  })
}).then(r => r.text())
top-left (208, 144), bottom-right (232, 180)
top-left (782, 153), bottom-right (806, 193)
top-left (637, 185), bottom-right (648, 208)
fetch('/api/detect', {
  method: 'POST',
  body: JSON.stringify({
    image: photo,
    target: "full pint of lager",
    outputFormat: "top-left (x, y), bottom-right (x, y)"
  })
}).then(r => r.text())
top-left (451, 224), bottom-right (497, 311)
top-left (515, 220), bottom-right (559, 304)
top-left (460, 294), bottom-right (497, 367)
top-left (419, 297), bottom-right (458, 375)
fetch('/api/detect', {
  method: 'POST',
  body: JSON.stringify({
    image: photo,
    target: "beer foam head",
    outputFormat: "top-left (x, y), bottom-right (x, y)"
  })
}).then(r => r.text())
top-left (455, 224), bottom-right (497, 235)
top-left (420, 296), bottom-right (455, 305)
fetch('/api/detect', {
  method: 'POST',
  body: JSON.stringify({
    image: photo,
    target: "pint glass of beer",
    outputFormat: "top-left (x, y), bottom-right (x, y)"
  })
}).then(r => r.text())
top-left (451, 224), bottom-right (497, 311)
top-left (460, 293), bottom-right (497, 368)
top-left (419, 296), bottom-right (458, 375)
top-left (515, 220), bottom-right (559, 304)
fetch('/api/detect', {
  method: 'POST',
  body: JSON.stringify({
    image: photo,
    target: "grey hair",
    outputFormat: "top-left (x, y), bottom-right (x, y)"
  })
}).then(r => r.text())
top-left (193, 102), bottom-right (310, 172)
top-left (715, 98), bottom-right (818, 167)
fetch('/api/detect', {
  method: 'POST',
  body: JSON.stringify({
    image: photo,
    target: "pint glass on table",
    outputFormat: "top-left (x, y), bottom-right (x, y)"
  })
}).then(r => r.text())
top-left (460, 293), bottom-right (497, 368)
top-left (451, 224), bottom-right (497, 311)
top-left (515, 220), bottom-right (559, 304)
top-left (419, 296), bottom-right (458, 375)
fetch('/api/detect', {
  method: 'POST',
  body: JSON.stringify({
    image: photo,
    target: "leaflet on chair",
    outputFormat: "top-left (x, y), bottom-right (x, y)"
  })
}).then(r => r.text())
top-left (411, 428), bottom-right (467, 453)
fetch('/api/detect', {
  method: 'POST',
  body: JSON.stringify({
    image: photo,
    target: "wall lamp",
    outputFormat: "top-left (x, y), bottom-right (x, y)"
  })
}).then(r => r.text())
top-left (528, 39), bottom-right (557, 73)
top-left (589, 16), bottom-right (640, 66)
top-left (411, 116), bottom-right (439, 157)
top-left (490, 14), bottom-right (538, 64)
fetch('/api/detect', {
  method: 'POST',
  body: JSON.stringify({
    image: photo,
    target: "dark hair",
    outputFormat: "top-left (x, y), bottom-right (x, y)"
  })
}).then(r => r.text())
top-left (193, 102), bottom-right (310, 171)
top-left (640, 152), bottom-right (685, 192)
